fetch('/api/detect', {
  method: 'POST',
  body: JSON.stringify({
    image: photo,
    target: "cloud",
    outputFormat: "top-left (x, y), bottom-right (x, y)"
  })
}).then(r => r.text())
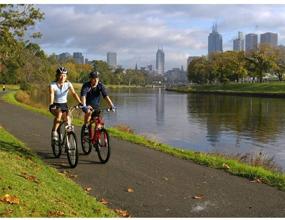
top-left (34, 4), bottom-right (285, 70)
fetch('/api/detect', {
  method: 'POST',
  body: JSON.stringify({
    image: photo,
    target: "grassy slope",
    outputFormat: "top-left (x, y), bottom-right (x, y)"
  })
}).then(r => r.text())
top-left (2, 91), bottom-right (285, 192)
top-left (168, 82), bottom-right (285, 95)
top-left (0, 127), bottom-right (116, 217)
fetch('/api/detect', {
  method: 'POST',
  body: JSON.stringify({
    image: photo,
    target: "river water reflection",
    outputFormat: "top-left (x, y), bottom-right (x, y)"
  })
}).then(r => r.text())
top-left (32, 87), bottom-right (285, 169)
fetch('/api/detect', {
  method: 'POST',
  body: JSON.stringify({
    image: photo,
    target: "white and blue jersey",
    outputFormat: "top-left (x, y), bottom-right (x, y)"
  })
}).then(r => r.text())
top-left (50, 81), bottom-right (73, 103)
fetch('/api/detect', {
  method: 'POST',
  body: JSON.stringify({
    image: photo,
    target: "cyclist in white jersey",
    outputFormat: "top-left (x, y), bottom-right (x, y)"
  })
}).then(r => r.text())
top-left (49, 67), bottom-right (82, 141)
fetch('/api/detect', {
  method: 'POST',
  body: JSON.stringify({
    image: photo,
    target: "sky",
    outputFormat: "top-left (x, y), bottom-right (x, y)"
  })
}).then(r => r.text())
top-left (30, 4), bottom-right (285, 71)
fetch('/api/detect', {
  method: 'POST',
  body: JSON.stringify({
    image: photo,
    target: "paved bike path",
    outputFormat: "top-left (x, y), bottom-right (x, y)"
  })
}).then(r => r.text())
top-left (0, 93), bottom-right (285, 217)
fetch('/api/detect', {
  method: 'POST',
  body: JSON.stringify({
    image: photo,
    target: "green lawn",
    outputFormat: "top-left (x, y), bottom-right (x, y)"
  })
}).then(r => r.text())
top-left (0, 127), bottom-right (117, 217)
top-left (168, 82), bottom-right (285, 95)
top-left (193, 82), bottom-right (285, 93)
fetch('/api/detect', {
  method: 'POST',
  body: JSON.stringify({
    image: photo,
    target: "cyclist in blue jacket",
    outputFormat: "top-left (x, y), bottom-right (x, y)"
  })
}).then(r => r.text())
top-left (80, 71), bottom-right (115, 132)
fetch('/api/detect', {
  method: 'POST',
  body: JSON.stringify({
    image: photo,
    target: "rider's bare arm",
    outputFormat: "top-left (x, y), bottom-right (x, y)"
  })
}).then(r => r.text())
top-left (69, 84), bottom-right (81, 104)
top-left (49, 85), bottom-right (54, 105)
top-left (81, 95), bottom-right (86, 106)
top-left (104, 96), bottom-right (114, 108)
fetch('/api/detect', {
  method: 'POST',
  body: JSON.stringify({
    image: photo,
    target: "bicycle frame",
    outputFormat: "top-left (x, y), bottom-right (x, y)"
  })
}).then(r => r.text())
top-left (59, 105), bottom-right (78, 144)
top-left (89, 111), bottom-right (105, 145)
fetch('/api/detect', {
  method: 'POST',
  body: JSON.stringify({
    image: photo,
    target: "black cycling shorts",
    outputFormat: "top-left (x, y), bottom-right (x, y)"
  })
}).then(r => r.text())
top-left (54, 103), bottom-right (69, 113)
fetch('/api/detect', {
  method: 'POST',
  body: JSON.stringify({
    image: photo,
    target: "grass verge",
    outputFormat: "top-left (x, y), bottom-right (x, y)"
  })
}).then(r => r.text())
top-left (167, 82), bottom-right (285, 97)
top-left (0, 126), bottom-right (116, 217)
top-left (2, 91), bottom-right (285, 191)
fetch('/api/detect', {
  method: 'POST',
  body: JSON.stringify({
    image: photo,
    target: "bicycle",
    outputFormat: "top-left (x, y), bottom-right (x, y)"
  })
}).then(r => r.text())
top-left (81, 107), bottom-right (113, 163)
top-left (51, 105), bottom-right (80, 168)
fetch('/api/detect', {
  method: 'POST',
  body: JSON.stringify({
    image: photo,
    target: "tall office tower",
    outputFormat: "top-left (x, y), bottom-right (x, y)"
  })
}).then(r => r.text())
top-left (156, 48), bottom-right (165, 75)
top-left (58, 52), bottom-right (72, 60)
top-left (73, 52), bottom-right (84, 64)
top-left (208, 23), bottom-right (223, 55)
top-left (245, 33), bottom-right (258, 52)
top-left (260, 32), bottom-right (278, 47)
top-left (107, 52), bottom-right (117, 68)
top-left (233, 31), bottom-right (245, 51)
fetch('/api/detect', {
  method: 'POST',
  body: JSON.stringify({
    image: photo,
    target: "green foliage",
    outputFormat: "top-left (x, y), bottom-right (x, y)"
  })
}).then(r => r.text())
top-left (187, 56), bottom-right (209, 84)
top-left (0, 5), bottom-right (45, 86)
top-left (187, 46), bottom-right (284, 84)
top-left (19, 81), bottom-right (31, 91)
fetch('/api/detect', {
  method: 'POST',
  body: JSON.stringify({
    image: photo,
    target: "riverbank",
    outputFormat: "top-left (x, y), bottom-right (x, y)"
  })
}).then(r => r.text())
top-left (166, 82), bottom-right (285, 98)
top-left (0, 126), bottom-right (116, 217)
top-left (73, 83), bottom-right (145, 90)
top-left (2, 90), bottom-right (285, 192)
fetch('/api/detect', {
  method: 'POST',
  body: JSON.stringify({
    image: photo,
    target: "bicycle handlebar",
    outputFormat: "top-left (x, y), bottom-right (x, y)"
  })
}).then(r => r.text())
top-left (69, 104), bottom-right (116, 114)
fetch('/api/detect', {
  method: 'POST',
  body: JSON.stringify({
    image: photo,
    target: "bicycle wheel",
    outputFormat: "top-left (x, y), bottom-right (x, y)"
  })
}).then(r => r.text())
top-left (96, 128), bottom-right (111, 164)
top-left (66, 131), bottom-right (78, 168)
top-left (81, 124), bottom-right (92, 155)
top-left (51, 126), bottom-right (63, 158)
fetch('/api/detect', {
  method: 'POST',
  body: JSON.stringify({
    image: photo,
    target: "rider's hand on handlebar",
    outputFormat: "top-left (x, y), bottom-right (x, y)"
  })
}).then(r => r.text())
top-left (108, 105), bottom-right (116, 112)
top-left (49, 103), bottom-right (56, 112)
top-left (82, 105), bottom-right (89, 113)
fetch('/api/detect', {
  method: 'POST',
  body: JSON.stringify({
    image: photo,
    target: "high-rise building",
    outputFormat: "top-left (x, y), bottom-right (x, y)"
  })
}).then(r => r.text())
top-left (156, 48), bottom-right (165, 75)
top-left (208, 24), bottom-right (223, 55)
top-left (58, 52), bottom-right (72, 60)
top-left (245, 33), bottom-right (258, 52)
top-left (233, 32), bottom-right (244, 51)
top-left (107, 52), bottom-right (117, 68)
top-left (260, 32), bottom-right (278, 47)
top-left (73, 52), bottom-right (84, 64)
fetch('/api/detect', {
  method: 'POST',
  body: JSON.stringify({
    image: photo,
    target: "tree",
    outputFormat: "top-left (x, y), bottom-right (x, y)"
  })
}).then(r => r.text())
top-left (271, 47), bottom-right (285, 81)
top-left (0, 5), bottom-right (44, 84)
top-left (187, 56), bottom-right (209, 84)
top-left (245, 45), bottom-right (274, 82)
top-left (92, 60), bottom-right (113, 84)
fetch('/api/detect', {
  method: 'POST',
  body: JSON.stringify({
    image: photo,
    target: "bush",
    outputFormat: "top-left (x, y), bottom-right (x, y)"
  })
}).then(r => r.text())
top-left (19, 81), bottom-right (32, 91)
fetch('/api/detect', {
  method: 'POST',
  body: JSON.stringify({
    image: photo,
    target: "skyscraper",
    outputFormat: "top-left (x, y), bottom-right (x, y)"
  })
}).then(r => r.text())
top-left (156, 48), bottom-right (165, 75)
top-left (260, 32), bottom-right (278, 47)
top-left (73, 52), bottom-right (84, 64)
top-left (233, 32), bottom-right (244, 51)
top-left (208, 24), bottom-right (223, 55)
top-left (107, 52), bottom-right (117, 68)
top-left (245, 33), bottom-right (258, 52)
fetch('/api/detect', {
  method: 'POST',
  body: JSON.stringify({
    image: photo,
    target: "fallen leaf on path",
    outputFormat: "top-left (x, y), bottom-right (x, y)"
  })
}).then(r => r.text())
top-left (60, 163), bottom-right (68, 167)
top-left (115, 208), bottom-right (130, 217)
top-left (192, 194), bottom-right (204, 200)
top-left (0, 194), bottom-right (20, 205)
top-left (127, 188), bottom-right (134, 193)
top-left (61, 170), bottom-right (69, 174)
top-left (85, 187), bottom-right (92, 192)
top-left (69, 174), bottom-right (78, 179)
top-left (100, 198), bottom-right (109, 205)
top-left (61, 170), bottom-right (78, 179)
top-left (47, 210), bottom-right (65, 217)
top-left (223, 163), bottom-right (230, 169)
top-left (250, 178), bottom-right (262, 183)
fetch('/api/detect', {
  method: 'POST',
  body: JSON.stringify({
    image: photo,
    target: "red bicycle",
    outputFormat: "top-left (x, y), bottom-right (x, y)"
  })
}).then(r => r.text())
top-left (81, 108), bottom-right (112, 163)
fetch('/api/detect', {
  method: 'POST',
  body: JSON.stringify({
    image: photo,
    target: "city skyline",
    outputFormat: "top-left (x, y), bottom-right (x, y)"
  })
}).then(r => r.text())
top-left (33, 4), bottom-right (285, 70)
